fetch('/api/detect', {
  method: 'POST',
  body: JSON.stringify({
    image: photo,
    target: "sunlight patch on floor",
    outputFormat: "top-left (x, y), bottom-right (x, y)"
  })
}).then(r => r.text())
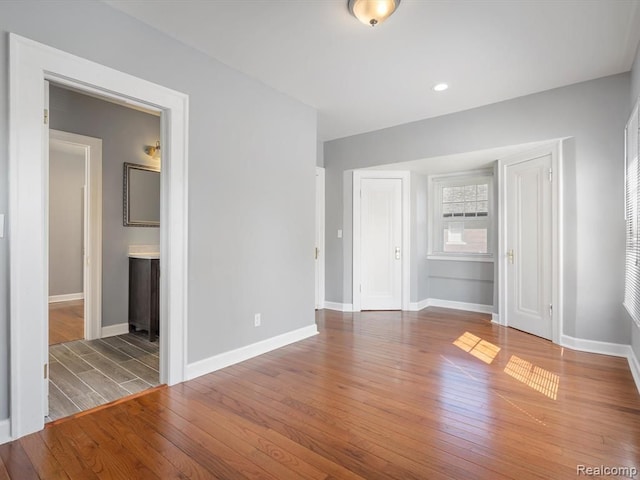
top-left (504, 355), bottom-right (559, 400)
top-left (453, 331), bottom-right (501, 364)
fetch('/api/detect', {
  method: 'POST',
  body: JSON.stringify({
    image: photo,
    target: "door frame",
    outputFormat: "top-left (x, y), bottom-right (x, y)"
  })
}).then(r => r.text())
top-left (352, 170), bottom-right (410, 312)
top-left (315, 167), bottom-right (325, 309)
top-left (497, 140), bottom-right (563, 343)
top-left (9, 34), bottom-right (189, 439)
top-left (49, 129), bottom-right (103, 341)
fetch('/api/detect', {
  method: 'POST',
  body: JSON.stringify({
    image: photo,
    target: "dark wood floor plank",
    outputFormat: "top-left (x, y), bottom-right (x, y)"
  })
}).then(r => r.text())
top-left (0, 442), bottom-right (40, 480)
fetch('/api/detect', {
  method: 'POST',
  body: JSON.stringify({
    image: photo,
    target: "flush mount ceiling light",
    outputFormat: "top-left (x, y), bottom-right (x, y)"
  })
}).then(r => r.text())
top-left (433, 83), bottom-right (449, 92)
top-left (348, 0), bottom-right (401, 27)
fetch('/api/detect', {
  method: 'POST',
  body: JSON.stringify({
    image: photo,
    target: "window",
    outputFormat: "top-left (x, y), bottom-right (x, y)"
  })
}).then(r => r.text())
top-left (430, 173), bottom-right (493, 259)
top-left (624, 102), bottom-right (640, 327)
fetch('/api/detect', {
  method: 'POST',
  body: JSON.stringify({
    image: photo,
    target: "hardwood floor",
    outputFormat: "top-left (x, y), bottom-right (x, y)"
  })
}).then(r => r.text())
top-left (2, 308), bottom-right (639, 479)
top-left (49, 300), bottom-right (84, 345)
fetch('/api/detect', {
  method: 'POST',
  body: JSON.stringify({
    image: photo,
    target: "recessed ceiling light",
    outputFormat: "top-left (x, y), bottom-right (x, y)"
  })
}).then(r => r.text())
top-left (433, 83), bottom-right (449, 92)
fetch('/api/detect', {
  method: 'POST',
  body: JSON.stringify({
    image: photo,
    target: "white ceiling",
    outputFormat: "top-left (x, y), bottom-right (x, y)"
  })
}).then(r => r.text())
top-left (104, 0), bottom-right (640, 141)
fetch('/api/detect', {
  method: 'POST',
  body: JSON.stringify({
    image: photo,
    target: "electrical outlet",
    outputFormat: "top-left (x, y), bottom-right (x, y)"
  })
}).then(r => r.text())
top-left (254, 313), bottom-right (261, 327)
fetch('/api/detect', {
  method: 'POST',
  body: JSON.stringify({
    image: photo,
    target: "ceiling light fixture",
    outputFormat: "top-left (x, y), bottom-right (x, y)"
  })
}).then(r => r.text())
top-left (348, 0), bottom-right (401, 27)
top-left (433, 83), bottom-right (449, 92)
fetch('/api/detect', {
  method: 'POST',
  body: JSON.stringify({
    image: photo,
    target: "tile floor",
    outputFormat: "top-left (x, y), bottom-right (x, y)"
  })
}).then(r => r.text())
top-left (47, 332), bottom-right (159, 422)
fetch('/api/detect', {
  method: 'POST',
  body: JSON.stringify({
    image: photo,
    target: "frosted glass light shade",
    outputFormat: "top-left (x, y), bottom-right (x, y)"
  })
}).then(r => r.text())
top-left (348, 0), bottom-right (401, 27)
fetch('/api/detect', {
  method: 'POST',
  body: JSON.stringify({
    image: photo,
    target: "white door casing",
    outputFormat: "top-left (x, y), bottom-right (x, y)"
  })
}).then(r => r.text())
top-left (9, 34), bottom-right (189, 440)
top-left (49, 129), bottom-right (103, 342)
top-left (353, 171), bottom-right (410, 312)
top-left (506, 154), bottom-right (553, 339)
top-left (315, 167), bottom-right (325, 309)
top-left (498, 141), bottom-right (562, 343)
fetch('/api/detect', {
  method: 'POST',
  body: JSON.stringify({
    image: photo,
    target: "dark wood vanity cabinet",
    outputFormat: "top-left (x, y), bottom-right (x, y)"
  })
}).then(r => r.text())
top-left (128, 257), bottom-right (159, 342)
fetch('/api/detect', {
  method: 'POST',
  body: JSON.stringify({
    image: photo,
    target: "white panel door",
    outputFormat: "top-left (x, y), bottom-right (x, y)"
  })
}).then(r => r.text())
top-left (506, 154), bottom-right (553, 339)
top-left (361, 178), bottom-right (402, 310)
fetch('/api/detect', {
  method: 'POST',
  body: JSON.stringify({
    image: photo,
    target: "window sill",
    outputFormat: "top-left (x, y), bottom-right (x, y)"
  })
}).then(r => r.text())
top-left (427, 254), bottom-right (494, 263)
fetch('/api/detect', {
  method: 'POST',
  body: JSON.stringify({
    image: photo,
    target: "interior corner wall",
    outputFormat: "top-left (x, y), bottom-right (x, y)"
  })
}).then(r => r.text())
top-left (410, 172), bottom-right (429, 303)
top-left (49, 86), bottom-right (161, 328)
top-left (324, 72), bottom-right (630, 346)
top-left (0, 0), bottom-right (317, 423)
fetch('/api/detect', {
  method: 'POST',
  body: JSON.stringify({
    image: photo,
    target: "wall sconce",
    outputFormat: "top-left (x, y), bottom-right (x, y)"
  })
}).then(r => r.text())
top-left (144, 140), bottom-right (161, 160)
top-left (348, 0), bottom-right (401, 27)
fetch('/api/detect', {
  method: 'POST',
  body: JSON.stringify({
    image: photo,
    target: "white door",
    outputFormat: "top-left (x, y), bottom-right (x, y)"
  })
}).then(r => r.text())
top-left (315, 167), bottom-right (325, 309)
top-left (360, 178), bottom-right (402, 310)
top-left (505, 153), bottom-right (553, 339)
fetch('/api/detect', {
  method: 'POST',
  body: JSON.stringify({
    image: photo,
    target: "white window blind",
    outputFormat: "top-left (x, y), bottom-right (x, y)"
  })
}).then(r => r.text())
top-left (430, 173), bottom-right (493, 257)
top-left (624, 101), bottom-right (640, 327)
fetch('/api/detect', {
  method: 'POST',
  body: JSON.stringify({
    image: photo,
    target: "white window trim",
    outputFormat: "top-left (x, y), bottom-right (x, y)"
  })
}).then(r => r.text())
top-left (428, 169), bottom-right (494, 262)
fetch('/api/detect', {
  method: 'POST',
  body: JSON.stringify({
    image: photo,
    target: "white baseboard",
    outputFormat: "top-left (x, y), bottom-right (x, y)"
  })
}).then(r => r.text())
top-left (628, 348), bottom-right (640, 395)
top-left (408, 299), bottom-right (430, 311)
top-left (323, 301), bottom-right (354, 312)
top-left (560, 334), bottom-right (632, 358)
top-left (48, 292), bottom-right (84, 303)
top-left (491, 313), bottom-right (501, 325)
top-left (426, 298), bottom-right (494, 314)
top-left (561, 334), bottom-right (640, 394)
top-left (101, 323), bottom-right (129, 338)
top-left (0, 418), bottom-right (11, 445)
top-left (186, 324), bottom-right (319, 381)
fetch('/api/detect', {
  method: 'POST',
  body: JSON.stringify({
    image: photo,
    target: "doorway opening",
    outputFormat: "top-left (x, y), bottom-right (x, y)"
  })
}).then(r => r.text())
top-left (9, 33), bottom-right (188, 440)
top-left (45, 85), bottom-right (163, 422)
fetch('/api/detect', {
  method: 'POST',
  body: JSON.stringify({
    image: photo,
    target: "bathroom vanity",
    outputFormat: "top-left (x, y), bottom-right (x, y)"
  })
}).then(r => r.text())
top-left (128, 253), bottom-right (159, 342)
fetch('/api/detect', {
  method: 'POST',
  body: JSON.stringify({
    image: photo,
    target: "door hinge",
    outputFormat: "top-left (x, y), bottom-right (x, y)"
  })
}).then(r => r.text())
top-left (359, 284), bottom-right (362, 293)
top-left (549, 304), bottom-right (553, 318)
top-left (315, 247), bottom-right (319, 260)
top-left (548, 168), bottom-right (553, 183)
top-left (44, 363), bottom-right (48, 379)
top-left (44, 108), bottom-right (49, 125)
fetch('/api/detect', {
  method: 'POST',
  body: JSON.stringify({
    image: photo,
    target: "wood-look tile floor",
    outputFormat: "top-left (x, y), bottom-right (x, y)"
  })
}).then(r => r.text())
top-left (47, 332), bottom-right (160, 422)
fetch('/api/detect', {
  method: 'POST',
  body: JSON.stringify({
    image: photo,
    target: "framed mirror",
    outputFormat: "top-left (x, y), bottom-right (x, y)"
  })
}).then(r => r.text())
top-left (123, 162), bottom-right (160, 227)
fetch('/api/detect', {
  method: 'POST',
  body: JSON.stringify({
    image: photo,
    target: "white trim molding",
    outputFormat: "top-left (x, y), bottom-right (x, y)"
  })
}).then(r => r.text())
top-left (352, 170), bottom-right (411, 312)
top-left (101, 323), bottom-right (130, 338)
top-left (9, 33), bottom-right (189, 440)
top-left (628, 348), bottom-right (640, 395)
top-left (0, 419), bottom-right (10, 445)
top-left (491, 313), bottom-right (501, 325)
top-left (560, 335), bottom-right (634, 358)
top-left (48, 293), bottom-right (84, 303)
top-left (408, 299), bottom-right (430, 312)
top-left (186, 325), bottom-right (319, 381)
top-left (323, 301), bottom-right (354, 312)
top-left (426, 298), bottom-right (494, 314)
top-left (561, 335), bottom-right (640, 395)
top-left (498, 140), bottom-right (564, 344)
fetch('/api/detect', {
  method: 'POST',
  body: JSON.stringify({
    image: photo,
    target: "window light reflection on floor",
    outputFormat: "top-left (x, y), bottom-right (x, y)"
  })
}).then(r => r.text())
top-left (453, 332), bottom-right (501, 364)
top-left (504, 355), bottom-right (560, 400)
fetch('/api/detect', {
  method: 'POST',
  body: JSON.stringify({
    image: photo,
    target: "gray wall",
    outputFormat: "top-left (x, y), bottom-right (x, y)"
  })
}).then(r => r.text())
top-left (49, 85), bottom-right (161, 328)
top-left (631, 43), bottom-right (640, 361)
top-left (49, 144), bottom-right (85, 296)
top-left (410, 172), bottom-right (429, 302)
top-left (324, 73), bottom-right (630, 345)
top-left (0, 0), bottom-right (317, 421)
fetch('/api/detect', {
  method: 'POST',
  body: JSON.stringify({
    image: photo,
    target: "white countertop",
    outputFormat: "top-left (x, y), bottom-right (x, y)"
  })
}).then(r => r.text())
top-left (128, 253), bottom-right (160, 259)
